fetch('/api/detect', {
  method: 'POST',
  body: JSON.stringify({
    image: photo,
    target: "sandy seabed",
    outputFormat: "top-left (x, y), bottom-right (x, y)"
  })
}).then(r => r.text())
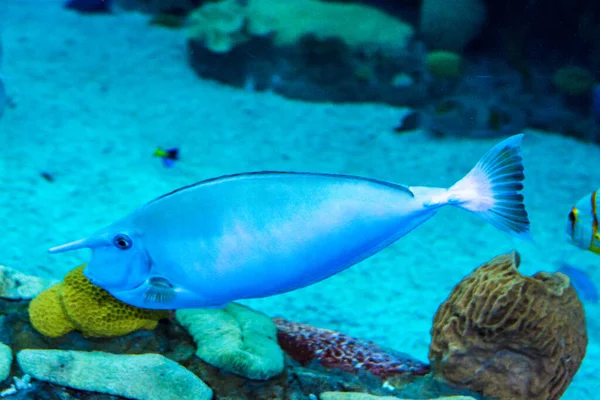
top-left (1, 1), bottom-right (599, 398)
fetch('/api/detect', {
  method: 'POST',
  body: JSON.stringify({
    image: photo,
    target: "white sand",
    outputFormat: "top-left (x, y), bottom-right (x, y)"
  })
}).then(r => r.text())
top-left (1, 2), bottom-right (599, 398)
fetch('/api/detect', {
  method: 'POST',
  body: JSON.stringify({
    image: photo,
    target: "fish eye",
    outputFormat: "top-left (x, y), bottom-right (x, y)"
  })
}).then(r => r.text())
top-left (113, 234), bottom-right (132, 250)
top-left (568, 211), bottom-right (576, 222)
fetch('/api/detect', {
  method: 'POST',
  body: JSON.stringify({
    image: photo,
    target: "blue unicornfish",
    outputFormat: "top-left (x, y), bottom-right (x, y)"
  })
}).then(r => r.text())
top-left (49, 134), bottom-right (532, 310)
top-left (566, 188), bottom-right (600, 255)
top-left (153, 147), bottom-right (179, 168)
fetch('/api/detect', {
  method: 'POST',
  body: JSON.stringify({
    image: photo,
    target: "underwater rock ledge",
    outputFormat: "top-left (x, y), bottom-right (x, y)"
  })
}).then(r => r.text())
top-left (0, 251), bottom-right (587, 399)
top-left (0, 268), bottom-right (477, 399)
top-left (0, 295), bottom-right (474, 399)
top-left (185, 0), bottom-right (428, 109)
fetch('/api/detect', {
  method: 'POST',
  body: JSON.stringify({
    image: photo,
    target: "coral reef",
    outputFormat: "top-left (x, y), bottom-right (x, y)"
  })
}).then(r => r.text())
top-left (0, 297), bottom-right (472, 399)
top-left (0, 263), bottom-right (486, 399)
top-left (176, 303), bottom-right (284, 380)
top-left (275, 318), bottom-right (430, 379)
top-left (17, 350), bottom-right (213, 400)
top-left (186, 0), bottom-right (427, 107)
top-left (429, 251), bottom-right (588, 400)
top-left (187, 0), bottom-right (414, 55)
top-left (28, 265), bottom-right (168, 338)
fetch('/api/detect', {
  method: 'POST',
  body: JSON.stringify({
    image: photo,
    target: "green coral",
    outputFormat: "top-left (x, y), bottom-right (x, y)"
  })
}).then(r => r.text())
top-left (186, 0), bottom-right (413, 55)
top-left (552, 66), bottom-right (596, 96)
top-left (176, 303), bottom-right (284, 380)
top-left (426, 51), bottom-right (463, 79)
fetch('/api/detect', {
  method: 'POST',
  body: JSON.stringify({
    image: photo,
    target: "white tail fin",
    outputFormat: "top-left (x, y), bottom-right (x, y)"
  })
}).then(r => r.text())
top-left (448, 134), bottom-right (533, 241)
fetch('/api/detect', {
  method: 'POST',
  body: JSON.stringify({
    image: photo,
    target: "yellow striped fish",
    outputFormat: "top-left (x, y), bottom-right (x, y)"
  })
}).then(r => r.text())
top-left (567, 189), bottom-right (600, 254)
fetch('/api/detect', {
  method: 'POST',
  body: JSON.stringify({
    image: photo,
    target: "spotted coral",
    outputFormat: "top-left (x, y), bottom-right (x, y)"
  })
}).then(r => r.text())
top-left (28, 265), bottom-right (168, 338)
top-left (429, 251), bottom-right (587, 400)
top-left (274, 318), bottom-right (430, 378)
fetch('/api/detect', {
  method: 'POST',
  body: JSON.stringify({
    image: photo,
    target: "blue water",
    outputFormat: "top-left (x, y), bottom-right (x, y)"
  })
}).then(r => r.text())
top-left (1, 1), bottom-right (600, 399)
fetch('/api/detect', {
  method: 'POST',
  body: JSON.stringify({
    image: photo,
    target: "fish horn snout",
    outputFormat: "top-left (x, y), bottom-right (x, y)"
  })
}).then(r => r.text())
top-left (48, 237), bottom-right (94, 254)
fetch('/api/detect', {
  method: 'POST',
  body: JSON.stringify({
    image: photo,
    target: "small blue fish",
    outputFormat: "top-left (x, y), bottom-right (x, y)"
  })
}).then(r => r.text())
top-left (557, 263), bottom-right (598, 303)
top-left (153, 147), bottom-right (179, 168)
top-left (49, 134), bottom-right (532, 310)
top-left (566, 189), bottom-right (600, 255)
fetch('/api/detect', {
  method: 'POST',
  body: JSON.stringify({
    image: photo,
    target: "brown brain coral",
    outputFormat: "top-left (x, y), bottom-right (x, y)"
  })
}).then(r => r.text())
top-left (429, 251), bottom-right (587, 400)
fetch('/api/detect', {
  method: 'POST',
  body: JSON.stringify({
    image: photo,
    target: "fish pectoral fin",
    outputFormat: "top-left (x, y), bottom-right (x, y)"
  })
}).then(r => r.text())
top-left (143, 277), bottom-right (176, 305)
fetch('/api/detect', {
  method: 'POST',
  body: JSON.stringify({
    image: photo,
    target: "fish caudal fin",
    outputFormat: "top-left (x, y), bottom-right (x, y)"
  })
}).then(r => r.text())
top-left (448, 134), bottom-right (533, 241)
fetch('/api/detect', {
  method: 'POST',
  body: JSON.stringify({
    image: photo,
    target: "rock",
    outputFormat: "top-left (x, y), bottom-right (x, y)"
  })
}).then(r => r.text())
top-left (0, 342), bottom-right (12, 382)
top-left (0, 265), bottom-right (58, 300)
top-left (429, 251), bottom-right (587, 400)
top-left (17, 349), bottom-right (213, 400)
top-left (176, 303), bottom-right (284, 380)
top-left (393, 110), bottom-right (421, 133)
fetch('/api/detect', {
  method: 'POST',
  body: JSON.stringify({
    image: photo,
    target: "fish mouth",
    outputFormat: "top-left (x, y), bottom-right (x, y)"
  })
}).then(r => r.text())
top-left (82, 267), bottom-right (100, 286)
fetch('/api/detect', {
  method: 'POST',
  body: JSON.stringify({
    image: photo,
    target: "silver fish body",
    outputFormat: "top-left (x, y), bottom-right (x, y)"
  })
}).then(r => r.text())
top-left (77, 173), bottom-right (432, 308)
top-left (49, 134), bottom-right (532, 309)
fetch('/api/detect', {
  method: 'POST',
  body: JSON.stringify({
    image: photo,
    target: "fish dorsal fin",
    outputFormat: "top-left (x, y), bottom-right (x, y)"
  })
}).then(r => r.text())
top-left (146, 171), bottom-right (413, 205)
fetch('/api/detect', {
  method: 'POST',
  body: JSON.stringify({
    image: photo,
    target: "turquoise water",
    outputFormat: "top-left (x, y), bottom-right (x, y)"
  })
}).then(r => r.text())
top-left (1, 1), bottom-right (599, 399)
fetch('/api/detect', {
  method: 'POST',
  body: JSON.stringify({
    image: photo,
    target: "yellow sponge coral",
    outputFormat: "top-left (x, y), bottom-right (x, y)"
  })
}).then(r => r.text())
top-left (28, 284), bottom-right (75, 338)
top-left (29, 265), bottom-right (168, 338)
